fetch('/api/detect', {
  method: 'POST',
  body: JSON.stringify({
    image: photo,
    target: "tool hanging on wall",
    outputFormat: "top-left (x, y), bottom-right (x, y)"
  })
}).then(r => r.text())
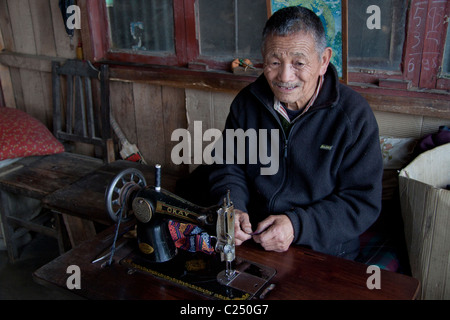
top-left (110, 115), bottom-right (147, 164)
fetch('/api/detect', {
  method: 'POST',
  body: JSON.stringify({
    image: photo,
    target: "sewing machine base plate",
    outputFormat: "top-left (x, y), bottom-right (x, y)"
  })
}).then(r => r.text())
top-left (120, 249), bottom-right (276, 300)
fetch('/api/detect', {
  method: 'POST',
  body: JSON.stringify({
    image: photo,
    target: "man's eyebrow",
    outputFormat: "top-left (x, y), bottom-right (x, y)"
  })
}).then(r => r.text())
top-left (267, 51), bottom-right (307, 58)
top-left (290, 52), bottom-right (307, 58)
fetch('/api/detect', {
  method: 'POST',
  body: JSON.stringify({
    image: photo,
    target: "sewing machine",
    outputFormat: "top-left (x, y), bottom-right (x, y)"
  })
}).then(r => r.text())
top-left (103, 164), bottom-right (276, 299)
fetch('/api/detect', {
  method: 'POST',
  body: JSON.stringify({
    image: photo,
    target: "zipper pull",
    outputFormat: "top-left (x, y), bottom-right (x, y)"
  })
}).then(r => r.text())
top-left (284, 139), bottom-right (288, 158)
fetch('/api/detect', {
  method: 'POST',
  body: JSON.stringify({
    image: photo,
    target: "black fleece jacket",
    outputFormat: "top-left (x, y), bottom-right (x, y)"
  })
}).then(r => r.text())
top-left (209, 64), bottom-right (383, 259)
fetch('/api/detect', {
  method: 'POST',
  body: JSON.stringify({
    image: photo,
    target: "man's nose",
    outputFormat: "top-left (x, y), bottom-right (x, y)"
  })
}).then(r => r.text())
top-left (278, 64), bottom-right (295, 82)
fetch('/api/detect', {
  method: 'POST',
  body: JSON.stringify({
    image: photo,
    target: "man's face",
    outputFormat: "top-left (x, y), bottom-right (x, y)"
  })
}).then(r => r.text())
top-left (263, 32), bottom-right (331, 110)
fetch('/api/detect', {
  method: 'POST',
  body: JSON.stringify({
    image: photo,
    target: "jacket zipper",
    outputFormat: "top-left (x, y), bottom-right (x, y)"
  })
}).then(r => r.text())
top-left (283, 138), bottom-right (288, 159)
top-left (268, 130), bottom-right (290, 214)
top-left (252, 92), bottom-right (311, 214)
top-left (267, 113), bottom-right (311, 214)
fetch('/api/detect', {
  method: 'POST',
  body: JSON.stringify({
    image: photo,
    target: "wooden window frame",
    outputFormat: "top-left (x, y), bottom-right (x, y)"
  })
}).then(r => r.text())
top-left (82, 0), bottom-right (449, 102)
top-left (348, 0), bottom-right (450, 91)
top-left (86, 0), bottom-right (193, 66)
top-left (85, 0), bottom-right (243, 71)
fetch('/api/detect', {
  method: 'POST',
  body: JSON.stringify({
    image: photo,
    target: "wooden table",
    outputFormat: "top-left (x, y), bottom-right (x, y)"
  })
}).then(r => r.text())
top-left (33, 220), bottom-right (419, 300)
top-left (32, 160), bottom-right (419, 300)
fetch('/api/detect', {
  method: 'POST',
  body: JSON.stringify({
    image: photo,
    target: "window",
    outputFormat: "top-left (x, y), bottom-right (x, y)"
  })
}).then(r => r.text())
top-left (96, 0), bottom-right (267, 69)
top-left (106, 0), bottom-right (175, 55)
top-left (348, 0), bottom-right (407, 71)
top-left (198, 0), bottom-right (266, 61)
top-left (346, 0), bottom-right (449, 91)
top-left (87, 0), bottom-right (450, 92)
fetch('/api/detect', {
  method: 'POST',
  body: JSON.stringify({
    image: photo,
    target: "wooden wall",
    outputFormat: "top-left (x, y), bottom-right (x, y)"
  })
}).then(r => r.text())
top-left (0, 0), bottom-right (188, 175)
top-left (109, 81), bottom-right (187, 174)
top-left (0, 0), bottom-right (75, 126)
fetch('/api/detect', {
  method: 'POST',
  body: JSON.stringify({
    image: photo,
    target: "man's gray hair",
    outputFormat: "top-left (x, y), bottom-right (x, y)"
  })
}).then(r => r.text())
top-left (262, 6), bottom-right (327, 56)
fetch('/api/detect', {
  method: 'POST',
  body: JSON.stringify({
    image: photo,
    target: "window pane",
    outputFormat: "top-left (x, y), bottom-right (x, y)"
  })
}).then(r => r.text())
top-left (348, 0), bottom-right (407, 70)
top-left (442, 22), bottom-right (450, 76)
top-left (105, 0), bottom-right (174, 54)
top-left (198, 0), bottom-right (267, 61)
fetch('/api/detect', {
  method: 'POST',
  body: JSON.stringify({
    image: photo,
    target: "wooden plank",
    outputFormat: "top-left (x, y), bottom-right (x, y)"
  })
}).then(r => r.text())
top-left (40, 70), bottom-right (53, 128)
top-left (185, 89), bottom-right (212, 170)
top-left (212, 91), bottom-right (233, 131)
top-left (110, 81), bottom-right (137, 145)
top-left (7, 0), bottom-right (36, 55)
top-left (0, 17), bottom-right (15, 108)
top-left (66, 73), bottom-right (74, 133)
top-left (358, 89), bottom-right (450, 119)
top-left (161, 86), bottom-right (188, 175)
top-left (7, 214), bottom-right (57, 239)
top-left (28, 152), bottom-right (103, 175)
top-left (19, 68), bottom-right (49, 126)
top-left (0, 71), bottom-right (10, 107)
top-left (132, 82), bottom-right (166, 166)
top-left (0, 78), bottom-right (4, 107)
top-left (0, 166), bottom-right (78, 199)
top-left (84, 77), bottom-right (95, 138)
top-left (0, 51), bottom-right (63, 73)
top-left (0, 153), bottom-right (103, 199)
top-left (74, 75), bottom-right (87, 136)
top-left (7, 67), bottom-right (23, 110)
top-left (0, 0), bottom-right (15, 51)
top-left (62, 214), bottom-right (97, 248)
top-left (29, 0), bottom-right (57, 56)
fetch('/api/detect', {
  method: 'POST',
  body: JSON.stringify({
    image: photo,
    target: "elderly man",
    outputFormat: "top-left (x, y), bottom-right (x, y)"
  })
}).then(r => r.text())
top-left (209, 6), bottom-right (383, 260)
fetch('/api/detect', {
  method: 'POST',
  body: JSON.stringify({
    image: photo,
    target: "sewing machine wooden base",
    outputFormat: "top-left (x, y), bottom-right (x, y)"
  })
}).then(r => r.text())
top-left (28, 160), bottom-right (419, 300)
top-left (119, 245), bottom-right (276, 300)
top-left (33, 218), bottom-right (419, 300)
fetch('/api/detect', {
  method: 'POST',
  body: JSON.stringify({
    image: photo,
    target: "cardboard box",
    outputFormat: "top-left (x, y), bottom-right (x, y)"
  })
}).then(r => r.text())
top-left (399, 143), bottom-right (450, 300)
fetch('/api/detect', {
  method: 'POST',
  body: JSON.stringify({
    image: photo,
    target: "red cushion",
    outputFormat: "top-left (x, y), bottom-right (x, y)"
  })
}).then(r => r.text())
top-left (0, 107), bottom-right (64, 160)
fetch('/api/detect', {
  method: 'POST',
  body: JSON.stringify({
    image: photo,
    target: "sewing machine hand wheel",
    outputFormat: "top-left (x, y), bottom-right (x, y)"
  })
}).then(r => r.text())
top-left (105, 168), bottom-right (147, 222)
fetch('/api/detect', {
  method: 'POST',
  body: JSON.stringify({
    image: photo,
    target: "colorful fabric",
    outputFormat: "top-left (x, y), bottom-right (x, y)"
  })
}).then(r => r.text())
top-left (168, 221), bottom-right (214, 254)
top-left (356, 230), bottom-right (400, 273)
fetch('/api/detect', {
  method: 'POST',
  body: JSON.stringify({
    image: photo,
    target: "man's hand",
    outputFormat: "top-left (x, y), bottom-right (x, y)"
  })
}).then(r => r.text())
top-left (234, 209), bottom-right (253, 245)
top-left (252, 215), bottom-right (294, 252)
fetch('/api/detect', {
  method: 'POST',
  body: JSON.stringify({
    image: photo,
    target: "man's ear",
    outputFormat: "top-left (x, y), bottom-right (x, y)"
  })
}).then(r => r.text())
top-left (319, 47), bottom-right (333, 75)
